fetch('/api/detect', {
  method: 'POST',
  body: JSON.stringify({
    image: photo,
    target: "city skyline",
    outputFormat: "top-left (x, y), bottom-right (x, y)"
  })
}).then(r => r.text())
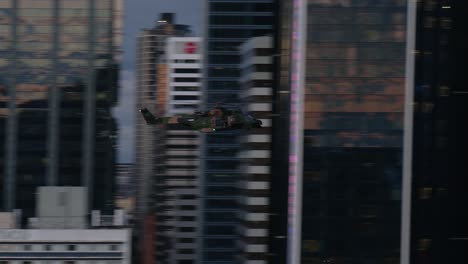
top-left (0, 1), bottom-right (467, 264)
top-left (115, 0), bottom-right (202, 163)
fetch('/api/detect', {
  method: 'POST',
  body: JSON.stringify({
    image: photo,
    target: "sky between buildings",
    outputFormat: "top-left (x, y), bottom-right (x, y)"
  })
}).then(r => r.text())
top-left (114, 0), bottom-right (203, 163)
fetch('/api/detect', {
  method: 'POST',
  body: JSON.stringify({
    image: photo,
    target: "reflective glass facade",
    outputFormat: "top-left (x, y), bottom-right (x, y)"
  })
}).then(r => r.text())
top-left (271, 0), bottom-right (409, 263)
top-left (410, 1), bottom-right (468, 263)
top-left (301, 1), bottom-right (407, 263)
top-left (0, 0), bottom-right (122, 221)
top-left (202, 1), bottom-right (274, 263)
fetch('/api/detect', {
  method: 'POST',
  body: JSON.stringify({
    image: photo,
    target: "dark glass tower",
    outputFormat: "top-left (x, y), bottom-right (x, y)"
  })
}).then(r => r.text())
top-left (268, 0), bottom-right (291, 262)
top-left (270, 0), bottom-right (409, 263)
top-left (201, 1), bottom-right (275, 263)
top-left (409, 1), bottom-right (468, 263)
top-left (0, 0), bottom-right (122, 223)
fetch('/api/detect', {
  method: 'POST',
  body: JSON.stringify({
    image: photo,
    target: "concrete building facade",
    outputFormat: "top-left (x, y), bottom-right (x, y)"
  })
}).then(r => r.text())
top-left (134, 13), bottom-right (190, 264)
top-left (161, 37), bottom-right (203, 264)
top-left (238, 36), bottom-right (274, 264)
top-left (0, 229), bottom-right (131, 264)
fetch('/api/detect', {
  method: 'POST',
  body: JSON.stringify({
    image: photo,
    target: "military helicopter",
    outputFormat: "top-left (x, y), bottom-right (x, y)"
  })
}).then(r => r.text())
top-left (139, 106), bottom-right (262, 132)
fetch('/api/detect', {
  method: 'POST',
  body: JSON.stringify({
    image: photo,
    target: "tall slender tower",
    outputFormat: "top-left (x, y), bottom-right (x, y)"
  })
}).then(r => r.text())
top-left (0, 0), bottom-right (123, 223)
top-left (134, 13), bottom-right (191, 264)
top-left (200, 2), bottom-right (275, 262)
top-left (238, 36), bottom-right (274, 264)
top-left (157, 37), bottom-right (203, 263)
top-left (407, 1), bottom-right (468, 263)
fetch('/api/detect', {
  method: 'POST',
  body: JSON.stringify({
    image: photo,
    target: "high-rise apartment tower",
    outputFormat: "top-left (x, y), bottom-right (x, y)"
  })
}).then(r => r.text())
top-left (134, 13), bottom-right (192, 264)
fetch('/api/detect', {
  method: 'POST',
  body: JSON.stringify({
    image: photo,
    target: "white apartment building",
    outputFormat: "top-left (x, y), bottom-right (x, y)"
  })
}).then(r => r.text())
top-left (165, 37), bottom-right (203, 115)
top-left (163, 37), bottom-right (202, 264)
top-left (134, 17), bottom-right (192, 262)
top-left (162, 129), bottom-right (200, 264)
top-left (0, 229), bottom-right (131, 264)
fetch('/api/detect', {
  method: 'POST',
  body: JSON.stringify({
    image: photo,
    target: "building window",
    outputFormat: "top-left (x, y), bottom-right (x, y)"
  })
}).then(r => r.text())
top-left (174, 86), bottom-right (199, 92)
top-left (174, 77), bottom-right (200, 82)
top-left (24, 245), bottom-right (32, 251)
top-left (417, 239), bottom-right (432, 251)
top-left (179, 205), bottom-right (196, 210)
top-left (110, 244), bottom-right (119, 251)
top-left (179, 227), bottom-right (195, 232)
top-left (64, 262), bottom-right (75, 264)
top-left (177, 248), bottom-right (195, 254)
top-left (44, 244), bottom-right (52, 251)
top-left (419, 187), bottom-right (432, 200)
top-left (178, 238), bottom-right (195, 243)
top-left (173, 95), bottom-right (199, 101)
top-left (178, 260), bottom-right (194, 264)
top-left (179, 216), bottom-right (196, 221)
top-left (439, 85), bottom-right (450, 96)
top-left (174, 68), bottom-right (200, 74)
top-left (359, 205), bottom-right (378, 218)
top-left (303, 240), bottom-right (320, 253)
top-left (180, 194), bottom-right (197, 200)
top-left (67, 244), bottom-right (76, 251)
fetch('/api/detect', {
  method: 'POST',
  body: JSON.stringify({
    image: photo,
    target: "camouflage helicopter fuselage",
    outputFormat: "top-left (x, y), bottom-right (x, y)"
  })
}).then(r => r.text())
top-left (139, 107), bottom-right (262, 132)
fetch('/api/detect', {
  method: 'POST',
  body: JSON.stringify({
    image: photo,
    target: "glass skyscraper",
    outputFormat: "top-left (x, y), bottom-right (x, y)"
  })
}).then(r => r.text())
top-left (201, 1), bottom-right (275, 263)
top-left (301, 1), bottom-right (407, 263)
top-left (0, 0), bottom-right (122, 223)
top-left (408, 1), bottom-right (468, 263)
top-left (270, 0), bottom-right (410, 263)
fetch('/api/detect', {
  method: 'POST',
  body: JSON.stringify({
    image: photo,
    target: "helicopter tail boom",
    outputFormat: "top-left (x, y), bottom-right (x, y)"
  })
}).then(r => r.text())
top-left (139, 108), bottom-right (160, 125)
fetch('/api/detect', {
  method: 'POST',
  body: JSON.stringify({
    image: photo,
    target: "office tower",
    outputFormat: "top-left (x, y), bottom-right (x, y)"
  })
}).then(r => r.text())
top-left (269, 0), bottom-right (410, 263)
top-left (134, 15), bottom-right (192, 264)
top-left (406, 1), bottom-right (468, 263)
top-left (201, 1), bottom-right (275, 263)
top-left (0, 0), bottom-right (123, 222)
top-left (238, 36), bottom-right (274, 263)
top-left (135, 13), bottom-right (190, 227)
top-left (135, 13), bottom-right (190, 224)
top-left (156, 37), bottom-right (203, 263)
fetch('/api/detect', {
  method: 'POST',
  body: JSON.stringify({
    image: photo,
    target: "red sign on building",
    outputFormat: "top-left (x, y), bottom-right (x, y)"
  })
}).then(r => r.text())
top-left (184, 42), bottom-right (197, 54)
